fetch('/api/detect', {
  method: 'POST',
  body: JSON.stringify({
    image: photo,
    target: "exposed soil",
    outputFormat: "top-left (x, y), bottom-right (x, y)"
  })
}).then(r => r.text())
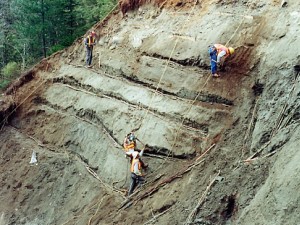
top-left (1, 0), bottom-right (300, 225)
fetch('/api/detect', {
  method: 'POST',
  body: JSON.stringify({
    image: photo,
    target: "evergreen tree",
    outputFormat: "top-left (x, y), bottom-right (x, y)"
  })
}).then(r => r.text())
top-left (0, 0), bottom-right (15, 69)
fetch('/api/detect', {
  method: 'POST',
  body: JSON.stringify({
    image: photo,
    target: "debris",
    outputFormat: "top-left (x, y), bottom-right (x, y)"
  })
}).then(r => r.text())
top-left (29, 151), bottom-right (38, 165)
top-left (87, 196), bottom-right (105, 225)
top-left (185, 171), bottom-right (221, 224)
top-left (143, 205), bottom-right (173, 225)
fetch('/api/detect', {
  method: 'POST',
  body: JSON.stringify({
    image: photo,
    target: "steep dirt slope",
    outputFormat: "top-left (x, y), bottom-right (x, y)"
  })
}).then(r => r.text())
top-left (0, 0), bottom-right (300, 224)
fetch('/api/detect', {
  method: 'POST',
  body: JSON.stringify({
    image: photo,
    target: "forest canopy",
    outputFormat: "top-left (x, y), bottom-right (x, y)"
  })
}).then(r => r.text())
top-left (0, 0), bottom-right (117, 90)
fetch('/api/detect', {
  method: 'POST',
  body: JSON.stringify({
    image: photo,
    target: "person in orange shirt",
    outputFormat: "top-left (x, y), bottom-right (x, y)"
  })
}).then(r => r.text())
top-left (123, 132), bottom-right (148, 168)
top-left (208, 44), bottom-right (234, 77)
top-left (128, 151), bottom-right (145, 196)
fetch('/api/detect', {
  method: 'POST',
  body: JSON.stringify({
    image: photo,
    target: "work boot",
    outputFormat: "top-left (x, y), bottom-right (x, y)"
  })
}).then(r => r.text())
top-left (212, 73), bottom-right (220, 78)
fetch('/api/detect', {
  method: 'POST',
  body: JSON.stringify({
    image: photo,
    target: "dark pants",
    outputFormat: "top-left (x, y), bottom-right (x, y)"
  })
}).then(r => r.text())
top-left (86, 46), bottom-right (93, 66)
top-left (209, 46), bottom-right (218, 75)
top-left (128, 173), bottom-right (144, 196)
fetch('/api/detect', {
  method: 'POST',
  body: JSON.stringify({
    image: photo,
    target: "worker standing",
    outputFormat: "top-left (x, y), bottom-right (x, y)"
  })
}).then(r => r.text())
top-left (208, 44), bottom-right (234, 77)
top-left (84, 30), bottom-right (97, 68)
top-left (128, 151), bottom-right (145, 196)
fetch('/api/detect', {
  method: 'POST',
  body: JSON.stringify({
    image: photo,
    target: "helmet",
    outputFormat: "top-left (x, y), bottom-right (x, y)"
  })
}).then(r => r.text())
top-left (132, 151), bottom-right (139, 159)
top-left (229, 47), bottom-right (234, 54)
top-left (128, 133), bottom-right (135, 141)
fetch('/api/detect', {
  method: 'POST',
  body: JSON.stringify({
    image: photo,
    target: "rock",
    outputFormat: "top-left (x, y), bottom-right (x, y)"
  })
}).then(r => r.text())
top-left (281, 0), bottom-right (287, 7)
top-left (111, 36), bottom-right (123, 45)
top-left (109, 45), bottom-right (116, 50)
top-left (216, 176), bottom-right (225, 182)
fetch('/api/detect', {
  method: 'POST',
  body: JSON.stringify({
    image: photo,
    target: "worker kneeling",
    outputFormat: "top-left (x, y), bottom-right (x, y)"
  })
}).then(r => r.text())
top-left (128, 151), bottom-right (145, 196)
top-left (208, 44), bottom-right (234, 78)
top-left (123, 132), bottom-right (147, 169)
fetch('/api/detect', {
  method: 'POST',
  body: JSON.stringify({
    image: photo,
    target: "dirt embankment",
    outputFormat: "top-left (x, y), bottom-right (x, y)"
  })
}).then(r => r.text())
top-left (1, 0), bottom-right (300, 224)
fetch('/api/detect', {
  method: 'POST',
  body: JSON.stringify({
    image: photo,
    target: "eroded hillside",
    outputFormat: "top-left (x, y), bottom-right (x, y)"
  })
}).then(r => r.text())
top-left (1, 0), bottom-right (300, 224)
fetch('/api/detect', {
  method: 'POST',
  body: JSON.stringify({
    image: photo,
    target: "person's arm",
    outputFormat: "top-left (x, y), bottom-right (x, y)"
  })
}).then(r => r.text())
top-left (139, 148), bottom-right (144, 157)
top-left (217, 50), bottom-right (226, 63)
top-left (123, 137), bottom-right (128, 148)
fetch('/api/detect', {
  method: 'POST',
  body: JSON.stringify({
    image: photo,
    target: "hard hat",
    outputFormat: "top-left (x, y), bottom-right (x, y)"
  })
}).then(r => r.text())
top-left (90, 31), bottom-right (96, 36)
top-left (129, 133), bottom-right (135, 141)
top-left (229, 47), bottom-right (234, 54)
top-left (132, 151), bottom-right (139, 159)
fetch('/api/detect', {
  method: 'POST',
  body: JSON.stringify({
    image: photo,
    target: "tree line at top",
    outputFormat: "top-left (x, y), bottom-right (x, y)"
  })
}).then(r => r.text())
top-left (0, 0), bottom-right (116, 90)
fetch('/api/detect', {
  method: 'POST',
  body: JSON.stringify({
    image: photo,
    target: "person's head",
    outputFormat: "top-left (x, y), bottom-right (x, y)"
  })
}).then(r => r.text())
top-left (128, 133), bottom-right (135, 141)
top-left (90, 30), bottom-right (96, 37)
top-left (132, 151), bottom-right (139, 159)
top-left (228, 47), bottom-right (234, 55)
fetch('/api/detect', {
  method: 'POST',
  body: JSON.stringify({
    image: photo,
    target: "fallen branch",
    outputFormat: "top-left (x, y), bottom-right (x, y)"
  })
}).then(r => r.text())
top-left (143, 205), bottom-right (173, 225)
top-left (185, 171), bottom-right (221, 224)
top-left (88, 196), bottom-right (105, 225)
top-left (85, 165), bottom-right (126, 199)
top-left (118, 173), bottom-right (164, 211)
top-left (135, 159), bottom-right (205, 202)
top-left (244, 140), bottom-right (271, 162)
top-left (242, 97), bottom-right (260, 155)
top-left (132, 144), bottom-right (215, 203)
top-left (245, 151), bottom-right (277, 164)
top-left (196, 143), bottom-right (216, 161)
top-left (262, 151), bottom-right (277, 158)
top-left (143, 152), bottom-right (178, 161)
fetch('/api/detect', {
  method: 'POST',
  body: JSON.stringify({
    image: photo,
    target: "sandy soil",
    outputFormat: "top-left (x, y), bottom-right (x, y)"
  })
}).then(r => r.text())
top-left (0, 0), bottom-right (300, 224)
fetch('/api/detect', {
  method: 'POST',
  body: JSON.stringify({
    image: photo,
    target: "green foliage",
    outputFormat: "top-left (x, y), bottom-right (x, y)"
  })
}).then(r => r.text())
top-left (47, 44), bottom-right (65, 55)
top-left (1, 0), bottom-right (118, 71)
top-left (2, 62), bottom-right (20, 79)
top-left (0, 79), bottom-right (11, 90)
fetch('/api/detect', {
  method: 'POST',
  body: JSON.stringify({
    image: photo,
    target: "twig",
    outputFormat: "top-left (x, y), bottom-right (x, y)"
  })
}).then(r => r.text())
top-left (242, 97), bottom-right (259, 155)
top-left (196, 143), bottom-right (216, 161)
top-left (185, 171), bottom-right (220, 224)
top-left (118, 174), bottom-right (164, 211)
top-left (85, 165), bottom-right (126, 199)
top-left (262, 151), bottom-right (277, 159)
top-left (135, 159), bottom-right (205, 202)
top-left (88, 196), bottom-right (105, 225)
top-left (143, 206), bottom-right (173, 225)
top-left (126, 144), bottom-right (215, 205)
top-left (271, 81), bottom-right (297, 137)
top-left (244, 140), bottom-right (271, 161)
top-left (244, 80), bottom-right (296, 162)
top-left (143, 152), bottom-right (177, 161)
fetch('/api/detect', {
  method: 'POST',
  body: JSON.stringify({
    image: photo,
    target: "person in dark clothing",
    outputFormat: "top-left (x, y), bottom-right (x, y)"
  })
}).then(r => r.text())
top-left (84, 31), bottom-right (97, 67)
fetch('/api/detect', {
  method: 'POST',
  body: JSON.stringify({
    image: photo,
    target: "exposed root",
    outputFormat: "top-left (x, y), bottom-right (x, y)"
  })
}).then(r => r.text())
top-left (185, 170), bottom-right (221, 224)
